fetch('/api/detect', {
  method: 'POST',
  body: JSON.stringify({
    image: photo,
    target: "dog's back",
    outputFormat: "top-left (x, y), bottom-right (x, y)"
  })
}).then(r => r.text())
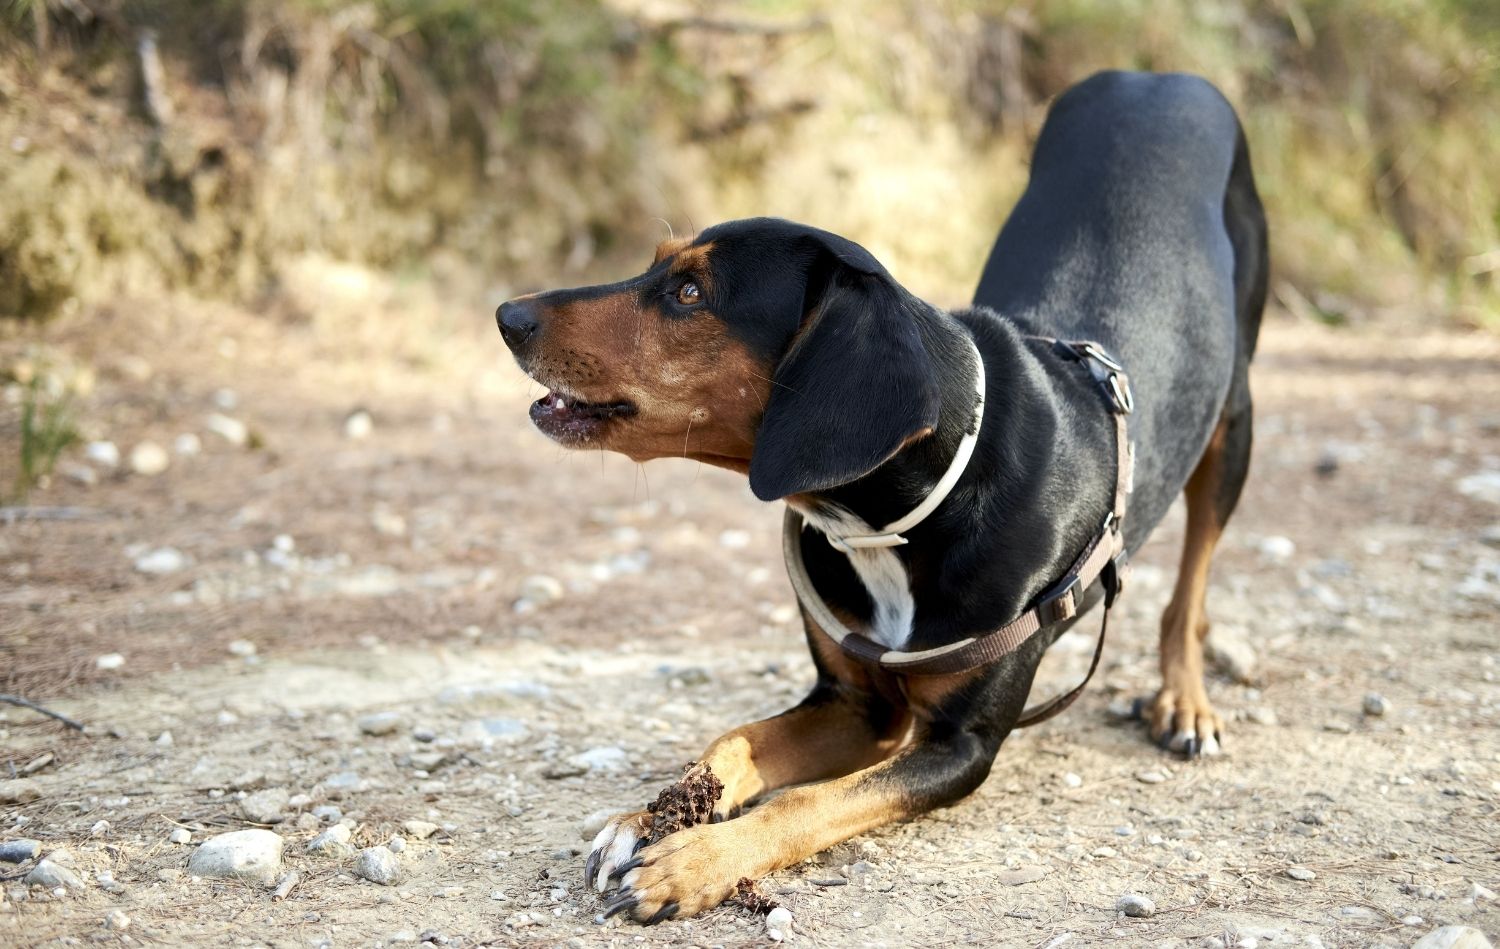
top-left (974, 69), bottom-right (1268, 540)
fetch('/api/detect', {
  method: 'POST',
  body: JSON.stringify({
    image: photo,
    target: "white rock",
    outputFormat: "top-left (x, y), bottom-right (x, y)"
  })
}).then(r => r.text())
top-left (128, 441), bottom-right (170, 476)
top-left (0, 780), bottom-right (42, 804)
top-left (358, 712), bottom-right (403, 736)
top-left (343, 409), bottom-right (374, 440)
top-left (1117, 894), bottom-right (1155, 918)
top-left (1471, 882), bottom-right (1496, 902)
top-left (60, 462), bottom-right (97, 486)
top-left (25, 859), bottom-right (85, 890)
top-left (401, 820), bottom-right (439, 840)
top-left (227, 639), bottom-right (257, 657)
top-left (766, 906), bottom-right (793, 933)
top-left (241, 788), bottom-right (290, 824)
top-left (1062, 772), bottom-right (1083, 789)
top-left (1136, 770), bottom-right (1167, 785)
top-left (1362, 693), bottom-right (1390, 717)
top-left (168, 828), bottom-right (191, 845)
top-left (1207, 626), bottom-right (1258, 684)
top-left (188, 830), bottom-right (284, 882)
top-left (568, 746), bottom-right (628, 773)
top-left (1457, 472), bottom-right (1500, 505)
top-left (1258, 535), bottom-right (1296, 561)
top-left (134, 547), bottom-right (187, 574)
top-left (104, 909), bottom-right (131, 930)
top-left (95, 653), bottom-right (126, 671)
top-left (213, 388), bottom-right (238, 410)
top-left (306, 825), bottom-right (353, 856)
top-left (1286, 866), bottom-right (1316, 881)
top-left (174, 433), bottom-right (202, 456)
top-left (518, 575), bottom-right (564, 605)
top-left (387, 835), bottom-right (406, 853)
top-left (718, 529), bottom-right (752, 549)
top-left (1412, 926), bottom-right (1494, 949)
top-left (354, 846), bottom-right (401, 885)
top-left (206, 413), bottom-right (249, 447)
top-left (85, 441), bottom-right (121, 468)
top-left (155, 730), bottom-right (173, 747)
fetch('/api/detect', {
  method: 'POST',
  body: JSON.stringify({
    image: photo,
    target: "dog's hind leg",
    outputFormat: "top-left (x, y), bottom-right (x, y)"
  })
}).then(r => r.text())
top-left (1149, 392), bottom-right (1252, 757)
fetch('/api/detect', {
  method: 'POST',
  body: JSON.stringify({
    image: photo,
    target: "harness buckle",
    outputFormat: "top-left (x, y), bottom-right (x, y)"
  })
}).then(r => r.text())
top-left (1107, 372), bottom-right (1135, 415)
top-left (1077, 341), bottom-right (1124, 372)
top-left (1039, 574), bottom-right (1081, 625)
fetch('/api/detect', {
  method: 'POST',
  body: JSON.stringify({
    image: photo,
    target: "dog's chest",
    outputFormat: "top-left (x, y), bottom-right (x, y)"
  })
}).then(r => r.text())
top-left (793, 503), bottom-right (915, 651)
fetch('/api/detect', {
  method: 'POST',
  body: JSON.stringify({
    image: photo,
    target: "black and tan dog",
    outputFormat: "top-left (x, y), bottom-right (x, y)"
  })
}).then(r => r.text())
top-left (497, 70), bottom-right (1268, 922)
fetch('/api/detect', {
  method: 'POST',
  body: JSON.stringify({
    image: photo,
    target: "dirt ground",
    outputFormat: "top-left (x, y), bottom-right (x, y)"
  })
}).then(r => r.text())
top-left (2, 280), bottom-right (1499, 948)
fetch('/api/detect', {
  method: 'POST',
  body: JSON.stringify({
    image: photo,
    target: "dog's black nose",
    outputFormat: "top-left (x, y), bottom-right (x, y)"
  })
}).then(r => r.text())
top-left (497, 300), bottom-right (539, 351)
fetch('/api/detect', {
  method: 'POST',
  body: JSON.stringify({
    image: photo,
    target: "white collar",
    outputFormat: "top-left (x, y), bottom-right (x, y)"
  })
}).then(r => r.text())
top-left (810, 335), bottom-right (985, 554)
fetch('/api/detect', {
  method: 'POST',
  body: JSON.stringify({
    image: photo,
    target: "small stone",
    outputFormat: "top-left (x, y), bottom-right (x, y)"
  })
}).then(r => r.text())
top-left (1246, 707), bottom-right (1279, 726)
top-left (401, 820), bottom-right (439, 840)
top-left (90, 819), bottom-right (110, 836)
top-left (188, 830), bottom-right (284, 883)
top-left (1471, 882), bottom-right (1496, 902)
top-left (354, 846), bottom-right (401, 885)
top-left (306, 825), bottom-right (353, 857)
top-left (128, 441), bottom-right (170, 476)
top-left (134, 547), bottom-right (187, 574)
top-left (1136, 770), bottom-right (1167, 784)
top-left (0, 840), bottom-right (40, 863)
top-left (1411, 926), bottom-right (1494, 949)
top-left (322, 771), bottom-right (367, 797)
top-left (1362, 693), bottom-right (1391, 717)
top-left (358, 712), bottom-right (403, 736)
top-left (718, 529), bottom-right (752, 549)
top-left (1258, 535), bottom-right (1296, 562)
top-left (997, 866), bottom-right (1049, 886)
top-left (1062, 772), bottom-right (1083, 789)
top-left (343, 409), bottom-right (374, 440)
top-left (26, 860), bottom-right (85, 891)
top-left (765, 906), bottom-right (793, 931)
top-left (60, 462), bottom-right (97, 486)
top-left (241, 788), bottom-right (290, 824)
top-left (312, 805), bottom-right (342, 823)
top-left (227, 639), bottom-right (257, 657)
top-left (95, 652), bottom-right (125, 671)
top-left (387, 835), bottom-right (406, 853)
top-left (1117, 894), bottom-right (1155, 918)
top-left (85, 441), bottom-right (121, 468)
top-left (1206, 626), bottom-right (1258, 683)
top-left (104, 909), bottom-right (131, 931)
top-left (518, 574), bottom-right (564, 605)
top-left (174, 433), bottom-right (202, 456)
top-left (168, 828), bottom-right (191, 845)
top-left (155, 730), bottom-right (174, 747)
top-left (0, 780), bottom-right (41, 804)
top-left (1286, 866), bottom-right (1316, 881)
top-left (567, 746), bottom-right (628, 773)
top-left (21, 752), bottom-right (54, 775)
top-left (206, 413), bottom-right (249, 446)
top-left (1323, 720), bottom-right (1353, 734)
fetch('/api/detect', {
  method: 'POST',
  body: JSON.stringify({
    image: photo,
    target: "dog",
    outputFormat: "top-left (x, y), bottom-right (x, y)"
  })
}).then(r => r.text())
top-left (497, 70), bottom-right (1268, 923)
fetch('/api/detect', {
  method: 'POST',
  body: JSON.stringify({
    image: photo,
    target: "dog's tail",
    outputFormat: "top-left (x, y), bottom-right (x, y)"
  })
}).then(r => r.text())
top-left (1223, 122), bottom-right (1270, 361)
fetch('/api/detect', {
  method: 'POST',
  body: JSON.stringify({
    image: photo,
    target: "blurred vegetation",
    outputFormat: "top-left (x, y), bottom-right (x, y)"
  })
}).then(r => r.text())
top-left (0, 0), bottom-right (1497, 326)
top-left (9, 367), bottom-right (79, 501)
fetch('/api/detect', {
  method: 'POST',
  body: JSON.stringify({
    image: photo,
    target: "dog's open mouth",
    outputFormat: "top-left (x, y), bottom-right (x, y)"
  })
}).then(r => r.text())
top-left (529, 389), bottom-right (636, 444)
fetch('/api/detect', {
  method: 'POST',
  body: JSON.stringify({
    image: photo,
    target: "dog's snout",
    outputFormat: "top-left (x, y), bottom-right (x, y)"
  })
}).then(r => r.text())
top-left (497, 300), bottom-right (539, 351)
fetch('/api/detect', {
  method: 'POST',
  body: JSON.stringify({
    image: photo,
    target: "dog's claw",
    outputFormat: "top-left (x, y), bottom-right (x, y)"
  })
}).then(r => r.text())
top-left (585, 850), bottom-right (600, 888)
top-left (1129, 696), bottom-right (1148, 721)
top-left (602, 893), bottom-right (637, 919)
top-left (609, 856), bottom-right (644, 881)
top-left (645, 901), bottom-right (679, 925)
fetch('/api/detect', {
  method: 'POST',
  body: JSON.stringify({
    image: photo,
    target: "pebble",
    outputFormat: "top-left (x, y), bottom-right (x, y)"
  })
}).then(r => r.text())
top-left (128, 441), bottom-right (170, 476)
top-left (518, 574), bottom-right (565, 606)
top-left (1472, 882), bottom-right (1496, 902)
top-left (718, 529), bottom-right (752, 549)
top-left (1412, 926), bottom-right (1494, 949)
top-left (240, 788), bottom-right (290, 824)
top-left (1117, 893), bottom-right (1155, 918)
top-left (206, 413), bottom-right (249, 446)
top-left (401, 820), bottom-right (439, 840)
top-left (61, 462), bottom-right (97, 486)
top-left (26, 859), bottom-right (85, 891)
top-left (1206, 626), bottom-right (1258, 683)
top-left (168, 828), bottom-right (191, 844)
top-left (188, 830), bottom-right (284, 882)
top-left (1286, 866), bottom-right (1316, 881)
top-left (1258, 535), bottom-right (1296, 562)
top-left (387, 836), bottom-right (406, 853)
top-left (568, 746), bottom-right (628, 773)
top-left (358, 712), bottom-right (403, 736)
top-left (343, 409), bottom-right (374, 440)
top-left (354, 846), bottom-right (401, 885)
top-left (312, 805), bottom-right (342, 823)
top-left (765, 906), bottom-right (793, 936)
top-left (134, 547), bottom-right (187, 574)
top-left (85, 441), bottom-right (121, 468)
top-left (306, 825), bottom-right (353, 856)
top-left (997, 866), bottom-right (1049, 886)
top-left (1136, 770), bottom-right (1168, 784)
top-left (103, 909), bottom-right (131, 931)
top-left (174, 433), bottom-right (202, 456)
top-left (1362, 693), bottom-right (1391, 717)
top-left (1246, 706), bottom-right (1279, 726)
top-left (1062, 772), bottom-right (1083, 789)
top-left (0, 840), bottom-right (40, 863)
top-left (227, 639), bottom-right (257, 657)
top-left (0, 779), bottom-right (41, 804)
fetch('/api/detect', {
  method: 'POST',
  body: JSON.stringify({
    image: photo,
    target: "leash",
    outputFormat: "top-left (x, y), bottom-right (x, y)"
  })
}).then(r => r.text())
top-left (783, 336), bottom-right (1135, 727)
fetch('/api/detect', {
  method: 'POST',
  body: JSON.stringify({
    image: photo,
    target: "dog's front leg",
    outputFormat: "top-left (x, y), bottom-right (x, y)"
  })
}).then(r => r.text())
top-left (585, 685), bottom-right (904, 893)
top-left (601, 722), bottom-right (1002, 923)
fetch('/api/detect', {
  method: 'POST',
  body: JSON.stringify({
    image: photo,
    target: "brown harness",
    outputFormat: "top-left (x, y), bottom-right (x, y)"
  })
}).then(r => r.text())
top-left (783, 337), bottom-right (1135, 728)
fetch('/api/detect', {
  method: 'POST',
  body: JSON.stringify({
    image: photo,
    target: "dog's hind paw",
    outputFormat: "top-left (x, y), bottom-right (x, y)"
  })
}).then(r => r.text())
top-left (585, 811), bottom-right (652, 893)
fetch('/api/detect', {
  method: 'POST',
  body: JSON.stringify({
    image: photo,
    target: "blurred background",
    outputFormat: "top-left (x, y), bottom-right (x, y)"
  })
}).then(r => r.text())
top-left (2, 3), bottom-right (1499, 946)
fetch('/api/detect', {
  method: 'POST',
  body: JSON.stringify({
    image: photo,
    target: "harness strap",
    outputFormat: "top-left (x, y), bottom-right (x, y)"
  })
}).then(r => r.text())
top-left (782, 335), bottom-right (1135, 725)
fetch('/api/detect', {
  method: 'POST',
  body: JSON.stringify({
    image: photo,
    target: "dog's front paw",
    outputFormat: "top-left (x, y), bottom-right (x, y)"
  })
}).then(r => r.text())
top-left (585, 811), bottom-right (653, 893)
top-left (1141, 684), bottom-right (1224, 757)
top-left (602, 822), bottom-right (749, 924)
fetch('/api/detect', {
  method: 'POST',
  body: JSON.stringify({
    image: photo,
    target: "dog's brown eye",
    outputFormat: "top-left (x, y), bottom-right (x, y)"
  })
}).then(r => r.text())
top-left (676, 281), bottom-right (701, 306)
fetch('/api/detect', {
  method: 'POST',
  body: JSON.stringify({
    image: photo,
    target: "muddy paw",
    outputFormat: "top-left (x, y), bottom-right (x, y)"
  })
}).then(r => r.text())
top-left (585, 811), bottom-right (652, 893)
top-left (602, 823), bottom-right (746, 924)
top-left (1133, 687), bottom-right (1224, 758)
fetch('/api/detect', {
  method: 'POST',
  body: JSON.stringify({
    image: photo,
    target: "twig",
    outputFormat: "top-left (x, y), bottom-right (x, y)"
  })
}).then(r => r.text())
top-left (0, 694), bottom-right (85, 731)
top-left (0, 506), bottom-right (101, 524)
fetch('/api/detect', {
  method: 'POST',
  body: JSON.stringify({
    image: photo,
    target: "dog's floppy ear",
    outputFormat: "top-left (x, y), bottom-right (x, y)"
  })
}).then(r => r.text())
top-left (748, 239), bottom-right (940, 502)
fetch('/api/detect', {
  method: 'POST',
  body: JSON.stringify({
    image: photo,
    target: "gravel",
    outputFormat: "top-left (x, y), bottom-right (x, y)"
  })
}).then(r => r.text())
top-left (357, 711), bottom-right (403, 736)
top-left (1116, 894), bottom-right (1155, 918)
top-left (1363, 692), bottom-right (1391, 716)
top-left (188, 830), bottom-right (284, 882)
top-left (306, 825), bottom-right (353, 857)
top-left (1286, 866), bottom-right (1316, 881)
top-left (0, 839), bottom-right (40, 863)
top-left (168, 828), bottom-right (191, 844)
top-left (354, 846), bottom-right (402, 885)
top-left (26, 860), bottom-right (86, 891)
top-left (240, 787), bottom-right (290, 824)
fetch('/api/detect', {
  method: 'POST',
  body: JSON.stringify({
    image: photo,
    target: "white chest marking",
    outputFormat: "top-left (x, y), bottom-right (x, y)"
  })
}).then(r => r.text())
top-left (792, 502), bottom-right (915, 650)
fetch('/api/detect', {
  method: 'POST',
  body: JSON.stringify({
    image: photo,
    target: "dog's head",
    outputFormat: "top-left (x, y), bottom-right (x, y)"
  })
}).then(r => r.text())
top-left (497, 217), bottom-right (940, 501)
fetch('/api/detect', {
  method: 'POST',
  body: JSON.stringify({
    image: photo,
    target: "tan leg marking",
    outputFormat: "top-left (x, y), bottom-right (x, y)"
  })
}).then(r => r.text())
top-left (1151, 416), bottom-right (1229, 755)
